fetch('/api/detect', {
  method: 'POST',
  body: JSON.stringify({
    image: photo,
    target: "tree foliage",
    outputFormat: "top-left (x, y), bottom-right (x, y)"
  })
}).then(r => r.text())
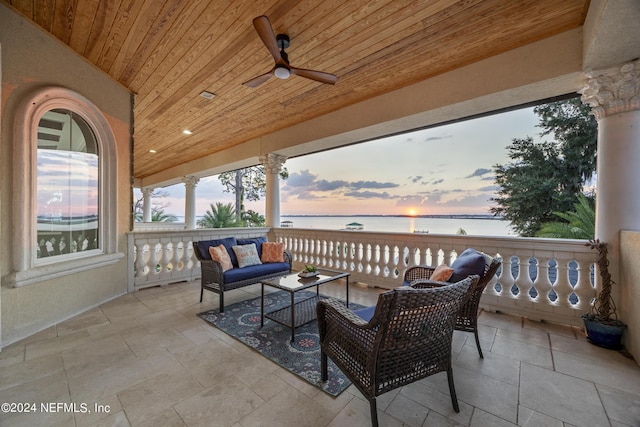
top-left (491, 98), bottom-right (597, 236)
top-left (219, 166), bottom-right (288, 221)
top-left (133, 189), bottom-right (177, 222)
top-left (536, 193), bottom-right (595, 239)
top-left (197, 202), bottom-right (240, 228)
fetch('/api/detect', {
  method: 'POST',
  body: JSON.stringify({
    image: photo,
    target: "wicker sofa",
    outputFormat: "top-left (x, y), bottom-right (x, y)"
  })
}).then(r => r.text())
top-left (193, 236), bottom-right (292, 312)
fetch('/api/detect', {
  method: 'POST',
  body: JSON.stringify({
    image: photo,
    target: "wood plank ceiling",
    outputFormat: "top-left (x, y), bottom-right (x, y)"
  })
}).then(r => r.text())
top-left (3, 0), bottom-right (589, 180)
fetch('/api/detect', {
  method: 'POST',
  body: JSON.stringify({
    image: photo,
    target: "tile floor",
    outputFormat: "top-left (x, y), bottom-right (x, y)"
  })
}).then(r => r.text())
top-left (1, 279), bottom-right (639, 427)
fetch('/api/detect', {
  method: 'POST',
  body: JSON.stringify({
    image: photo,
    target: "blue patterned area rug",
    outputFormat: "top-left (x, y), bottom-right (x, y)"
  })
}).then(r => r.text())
top-left (198, 291), bottom-right (363, 397)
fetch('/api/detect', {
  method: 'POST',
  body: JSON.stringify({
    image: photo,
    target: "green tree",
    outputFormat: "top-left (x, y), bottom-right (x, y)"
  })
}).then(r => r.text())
top-left (133, 189), bottom-right (177, 222)
top-left (219, 166), bottom-right (289, 222)
top-left (491, 98), bottom-right (597, 236)
top-left (197, 202), bottom-right (241, 228)
top-left (536, 193), bottom-right (595, 239)
top-left (242, 210), bottom-right (266, 227)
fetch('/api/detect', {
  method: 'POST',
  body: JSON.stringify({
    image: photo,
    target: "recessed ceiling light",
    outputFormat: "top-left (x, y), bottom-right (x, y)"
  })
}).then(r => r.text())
top-left (182, 130), bottom-right (193, 135)
top-left (200, 91), bottom-right (215, 100)
top-left (149, 149), bottom-right (157, 153)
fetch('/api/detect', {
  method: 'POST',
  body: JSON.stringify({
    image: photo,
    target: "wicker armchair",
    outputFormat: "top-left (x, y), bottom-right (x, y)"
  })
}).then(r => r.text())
top-left (405, 253), bottom-right (501, 358)
top-left (317, 277), bottom-right (476, 427)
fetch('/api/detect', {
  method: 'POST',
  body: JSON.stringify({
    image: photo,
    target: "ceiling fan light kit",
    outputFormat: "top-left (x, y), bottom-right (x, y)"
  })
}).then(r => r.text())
top-left (243, 15), bottom-right (337, 87)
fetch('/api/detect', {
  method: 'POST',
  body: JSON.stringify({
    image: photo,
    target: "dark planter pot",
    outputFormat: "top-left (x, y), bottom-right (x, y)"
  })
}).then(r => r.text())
top-left (582, 315), bottom-right (626, 350)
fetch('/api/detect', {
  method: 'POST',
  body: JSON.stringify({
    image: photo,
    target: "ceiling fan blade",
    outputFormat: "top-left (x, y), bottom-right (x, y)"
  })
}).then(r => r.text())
top-left (253, 16), bottom-right (282, 63)
top-left (290, 67), bottom-right (337, 85)
top-left (243, 70), bottom-right (274, 87)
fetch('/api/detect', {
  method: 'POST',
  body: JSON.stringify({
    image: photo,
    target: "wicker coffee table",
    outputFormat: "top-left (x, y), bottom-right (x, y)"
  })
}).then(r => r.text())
top-left (260, 268), bottom-right (350, 342)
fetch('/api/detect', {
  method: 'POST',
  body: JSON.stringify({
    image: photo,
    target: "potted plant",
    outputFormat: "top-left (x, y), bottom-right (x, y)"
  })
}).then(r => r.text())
top-left (581, 239), bottom-right (626, 349)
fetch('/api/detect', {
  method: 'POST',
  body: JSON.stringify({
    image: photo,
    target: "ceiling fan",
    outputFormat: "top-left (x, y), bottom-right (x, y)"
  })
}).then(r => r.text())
top-left (243, 15), bottom-right (337, 87)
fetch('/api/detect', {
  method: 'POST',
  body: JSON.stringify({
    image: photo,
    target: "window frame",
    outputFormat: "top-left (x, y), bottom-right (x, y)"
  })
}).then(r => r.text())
top-left (8, 87), bottom-right (122, 287)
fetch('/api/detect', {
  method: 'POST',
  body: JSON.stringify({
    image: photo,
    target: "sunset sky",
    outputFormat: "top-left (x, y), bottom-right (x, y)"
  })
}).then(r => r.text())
top-left (142, 106), bottom-right (544, 217)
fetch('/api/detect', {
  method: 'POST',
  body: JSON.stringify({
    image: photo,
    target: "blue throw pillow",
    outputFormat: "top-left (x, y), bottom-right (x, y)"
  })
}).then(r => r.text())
top-left (448, 248), bottom-right (486, 282)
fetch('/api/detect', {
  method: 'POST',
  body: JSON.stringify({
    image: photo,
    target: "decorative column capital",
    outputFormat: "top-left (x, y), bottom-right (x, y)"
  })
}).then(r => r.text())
top-left (141, 187), bottom-right (154, 197)
top-left (580, 59), bottom-right (640, 121)
top-left (260, 153), bottom-right (287, 174)
top-left (182, 175), bottom-right (200, 190)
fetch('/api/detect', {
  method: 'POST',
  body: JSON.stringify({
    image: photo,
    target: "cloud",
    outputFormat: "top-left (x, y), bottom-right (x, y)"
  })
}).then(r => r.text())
top-left (344, 191), bottom-right (394, 199)
top-left (396, 195), bottom-right (424, 206)
top-left (350, 180), bottom-right (398, 190)
top-left (466, 168), bottom-right (492, 178)
top-left (316, 179), bottom-right (349, 191)
top-left (409, 176), bottom-right (423, 183)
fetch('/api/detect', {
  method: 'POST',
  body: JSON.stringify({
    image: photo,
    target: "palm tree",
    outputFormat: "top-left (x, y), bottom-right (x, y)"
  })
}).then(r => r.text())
top-left (537, 193), bottom-right (595, 239)
top-left (134, 207), bottom-right (177, 222)
top-left (242, 210), bottom-right (265, 227)
top-left (197, 202), bottom-right (241, 228)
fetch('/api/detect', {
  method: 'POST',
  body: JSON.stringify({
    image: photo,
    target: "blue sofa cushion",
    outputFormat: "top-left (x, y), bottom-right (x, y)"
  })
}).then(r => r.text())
top-left (448, 248), bottom-right (486, 282)
top-left (353, 305), bottom-right (376, 322)
top-left (196, 237), bottom-right (238, 265)
top-left (237, 237), bottom-right (267, 258)
top-left (223, 262), bottom-right (290, 283)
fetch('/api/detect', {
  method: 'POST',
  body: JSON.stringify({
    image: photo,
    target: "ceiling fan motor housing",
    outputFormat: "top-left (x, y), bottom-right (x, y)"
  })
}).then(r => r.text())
top-left (276, 34), bottom-right (290, 50)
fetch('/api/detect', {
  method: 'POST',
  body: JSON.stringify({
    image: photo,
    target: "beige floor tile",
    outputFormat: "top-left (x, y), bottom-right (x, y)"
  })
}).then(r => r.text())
top-left (596, 384), bottom-right (640, 427)
top-left (121, 326), bottom-right (195, 357)
top-left (0, 370), bottom-right (72, 427)
top-left (74, 394), bottom-right (124, 427)
top-left (117, 366), bottom-right (204, 425)
top-left (135, 308), bottom-right (192, 334)
top-left (1, 279), bottom-right (636, 427)
top-left (237, 386), bottom-right (333, 427)
top-left (134, 408), bottom-right (187, 427)
top-left (173, 377), bottom-right (265, 427)
top-left (423, 410), bottom-right (466, 426)
top-left (0, 353), bottom-right (64, 391)
top-left (68, 351), bottom-right (182, 402)
top-left (24, 330), bottom-right (92, 360)
top-left (454, 343), bottom-right (521, 387)
top-left (0, 343), bottom-right (25, 368)
top-left (55, 307), bottom-right (111, 337)
top-left (553, 349), bottom-right (640, 395)
top-left (385, 392), bottom-right (429, 427)
top-left (517, 406), bottom-right (564, 426)
top-left (490, 334), bottom-right (554, 369)
top-left (400, 378), bottom-right (474, 426)
top-left (61, 334), bottom-right (136, 380)
top-left (469, 408), bottom-right (517, 426)
top-left (520, 362), bottom-right (609, 426)
top-left (417, 364), bottom-right (519, 423)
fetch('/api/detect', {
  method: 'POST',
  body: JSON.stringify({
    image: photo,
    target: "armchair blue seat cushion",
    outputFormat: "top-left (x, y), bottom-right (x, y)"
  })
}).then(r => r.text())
top-left (352, 305), bottom-right (376, 322)
top-left (448, 248), bottom-right (486, 282)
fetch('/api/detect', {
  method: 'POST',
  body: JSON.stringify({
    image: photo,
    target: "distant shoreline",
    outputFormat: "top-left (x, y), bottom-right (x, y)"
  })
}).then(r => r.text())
top-left (281, 214), bottom-right (503, 220)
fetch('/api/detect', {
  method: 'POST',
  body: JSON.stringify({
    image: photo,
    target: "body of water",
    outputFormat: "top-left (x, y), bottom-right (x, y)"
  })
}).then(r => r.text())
top-left (280, 216), bottom-right (514, 236)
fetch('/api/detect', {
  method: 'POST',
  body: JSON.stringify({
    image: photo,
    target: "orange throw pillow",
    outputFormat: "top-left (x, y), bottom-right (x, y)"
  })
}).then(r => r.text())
top-left (261, 242), bottom-right (285, 263)
top-left (431, 264), bottom-right (454, 281)
top-left (208, 244), bottom-right (233, 272)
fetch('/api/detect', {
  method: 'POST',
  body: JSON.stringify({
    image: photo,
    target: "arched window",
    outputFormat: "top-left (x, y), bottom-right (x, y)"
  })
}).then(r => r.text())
top-left (8, 87), bottom-right (122, 287)
top-left (37, 110), bottom-right (99, 259)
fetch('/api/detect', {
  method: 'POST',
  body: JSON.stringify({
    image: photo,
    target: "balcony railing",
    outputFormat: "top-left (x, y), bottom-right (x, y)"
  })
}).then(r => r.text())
top-left (128, 227), bottom-right (598, 327)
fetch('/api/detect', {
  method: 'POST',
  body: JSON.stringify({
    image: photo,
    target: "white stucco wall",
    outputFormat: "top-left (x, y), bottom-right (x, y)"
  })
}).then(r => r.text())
top-left (620, 231), bottom-right (640, 360)
top-left (0, 4), bottom-right (132, 346)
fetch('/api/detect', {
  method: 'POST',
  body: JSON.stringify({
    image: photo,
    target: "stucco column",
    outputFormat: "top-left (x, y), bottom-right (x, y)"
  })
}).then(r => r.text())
top-left (182, 176), bottom-right (200, 230)
top-left (260, 153), bottom-right (287, 227)
top-left (141, 188), bottom-right (153, 222)
top-left (580, 59), bottom-right (640, 320)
